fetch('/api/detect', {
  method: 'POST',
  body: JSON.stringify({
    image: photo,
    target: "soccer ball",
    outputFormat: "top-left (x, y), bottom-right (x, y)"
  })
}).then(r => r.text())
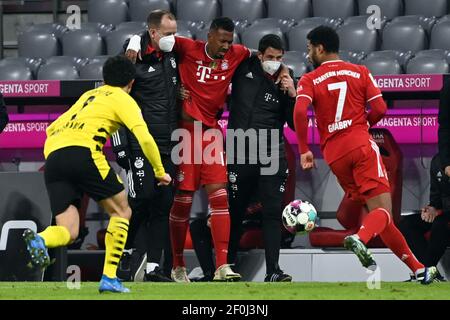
top-left (282, 200), bottom-right (317, 234)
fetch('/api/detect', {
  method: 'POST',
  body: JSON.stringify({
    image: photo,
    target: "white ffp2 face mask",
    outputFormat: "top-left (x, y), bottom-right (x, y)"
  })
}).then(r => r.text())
top-left (159, 34), bottom-right (175, 52)
top-left (262, 60), bottom-right (281, 75)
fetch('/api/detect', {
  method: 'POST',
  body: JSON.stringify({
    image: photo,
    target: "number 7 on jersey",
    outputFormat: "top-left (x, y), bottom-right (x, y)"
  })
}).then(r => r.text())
top-left (327, 81), bottom-right (347, 122)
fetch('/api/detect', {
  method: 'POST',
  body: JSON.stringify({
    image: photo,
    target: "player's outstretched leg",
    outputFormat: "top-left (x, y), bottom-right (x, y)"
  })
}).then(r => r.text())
top-left (343, 234), bottom-right (377, 270)
top-left (23, 229), bottom-right (52, 269)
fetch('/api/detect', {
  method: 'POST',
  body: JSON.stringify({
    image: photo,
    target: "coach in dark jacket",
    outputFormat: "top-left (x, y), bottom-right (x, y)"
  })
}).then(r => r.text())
top-left (400, 154), bottom-right (450, 276)
top-left (112, 10), bottom-right (179, 282)
top-left (0, 93), bottom-right (8, 133)
top-left (226, 34), bottom-right (297, 282)
top-left (439, 78), bottom-right (450, 179)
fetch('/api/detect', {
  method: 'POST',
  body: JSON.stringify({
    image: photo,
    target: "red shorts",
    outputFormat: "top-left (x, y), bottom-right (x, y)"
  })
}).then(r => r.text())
top-left (329, 139), bottom-right (390, 202)
top-left (174, 121), bottom-right (227, 191)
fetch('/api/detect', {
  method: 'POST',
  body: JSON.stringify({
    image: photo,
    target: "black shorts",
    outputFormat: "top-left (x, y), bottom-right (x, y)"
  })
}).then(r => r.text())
top-left (45, 146), bottom-right (124, 217)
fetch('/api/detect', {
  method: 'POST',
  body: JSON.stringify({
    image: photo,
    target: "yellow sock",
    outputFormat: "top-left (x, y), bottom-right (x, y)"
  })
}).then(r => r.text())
top-left (39, 226), bottom-right (71, 248)
top-left (103, 216), bottom-right (129, 278)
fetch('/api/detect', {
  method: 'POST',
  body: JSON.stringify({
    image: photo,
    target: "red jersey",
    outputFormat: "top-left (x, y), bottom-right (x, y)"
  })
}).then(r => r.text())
top-left (174, 36), bottom-right (251, 127)
top-left (297, 60), bottom-right (382, 163)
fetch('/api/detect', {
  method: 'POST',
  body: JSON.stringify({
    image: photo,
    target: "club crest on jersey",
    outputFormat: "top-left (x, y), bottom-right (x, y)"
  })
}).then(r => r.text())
top-left (134, 157), bottom-right (144, 169)
top-left (170, 57), bottom-right (177, 69)
top-left (228, 172), bottom-right (237, 183)
top-left (221, 60), bottom-right (229, 70)
top-left (177, 171), bottom-right (185, 182)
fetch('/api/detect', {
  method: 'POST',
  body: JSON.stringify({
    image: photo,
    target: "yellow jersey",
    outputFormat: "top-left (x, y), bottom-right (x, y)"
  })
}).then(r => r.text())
top-left (44, 85), bottom-right (164, 179)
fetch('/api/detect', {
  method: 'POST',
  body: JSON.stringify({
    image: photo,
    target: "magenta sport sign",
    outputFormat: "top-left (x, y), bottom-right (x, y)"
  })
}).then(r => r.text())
top-left (0, 75), bottom-right (443, 150)
top-left (0, 81), bottom-right (61, 97)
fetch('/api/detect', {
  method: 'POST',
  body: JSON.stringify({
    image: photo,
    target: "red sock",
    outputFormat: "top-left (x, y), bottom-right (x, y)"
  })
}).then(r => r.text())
top-left (357, 208), bottom-right (390, 244)
top-left (208, 188), bottom-right (230, 268)
top-left (169, 194), bottom-right (193, 268)
top-left (380, 220), bottom-right (424, 273)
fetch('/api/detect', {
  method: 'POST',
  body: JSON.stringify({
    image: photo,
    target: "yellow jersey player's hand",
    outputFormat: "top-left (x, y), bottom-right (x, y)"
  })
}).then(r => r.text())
top-left (300, 150), bottom-right (315, 170)
top-left (157, 173), bottom-right (172, 186)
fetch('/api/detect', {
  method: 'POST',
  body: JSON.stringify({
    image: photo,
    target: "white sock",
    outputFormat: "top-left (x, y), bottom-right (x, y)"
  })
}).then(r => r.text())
top-left (147, 262), bottom-right (159, 273)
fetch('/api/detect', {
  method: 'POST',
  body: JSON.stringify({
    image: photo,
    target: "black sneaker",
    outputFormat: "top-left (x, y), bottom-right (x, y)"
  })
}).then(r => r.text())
top-left (264, 270), bottom-right (292, 282)
top-left (145, 266), bottom-right (174, 282)
top-left (190, 274), bottom-right (214, 282)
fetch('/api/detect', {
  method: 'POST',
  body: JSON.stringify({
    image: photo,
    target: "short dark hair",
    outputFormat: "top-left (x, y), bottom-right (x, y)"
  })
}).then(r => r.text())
top-left (307, 26), bottom-right (339, 53)
top-left (103, 55), bottom-right (136, 87)
top-left (209, 17), bottom-right (235, 32)
top-left (147, 9), bottom-right (175, 28)
top-left (258, 34), bottom-right (284, 54)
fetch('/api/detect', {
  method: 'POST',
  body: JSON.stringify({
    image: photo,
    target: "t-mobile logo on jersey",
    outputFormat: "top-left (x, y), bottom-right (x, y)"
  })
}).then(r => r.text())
top-left (196, 65), bottom-right (226, 83)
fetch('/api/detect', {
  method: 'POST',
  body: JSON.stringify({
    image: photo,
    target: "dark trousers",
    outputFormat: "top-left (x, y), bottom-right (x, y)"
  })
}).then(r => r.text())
top-left (227, 158), bottom-right (288, 274)
top-left (190, 218), bottom-right (215, 277)
top-left (399, 212), bottom-right (450, 267)
top-left (125, 153), bottom-right (175, 275)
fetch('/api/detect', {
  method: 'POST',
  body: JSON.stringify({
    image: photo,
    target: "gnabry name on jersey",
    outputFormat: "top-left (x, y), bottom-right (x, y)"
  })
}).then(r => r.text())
top-left (328, 119), bottom-right (353, 133)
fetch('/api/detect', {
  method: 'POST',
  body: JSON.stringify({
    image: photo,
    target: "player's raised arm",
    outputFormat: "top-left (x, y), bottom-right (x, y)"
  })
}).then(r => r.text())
top-left (104, 56), bottom-right (171, 185)
top-left (131, 125), bottom-right (171, 186)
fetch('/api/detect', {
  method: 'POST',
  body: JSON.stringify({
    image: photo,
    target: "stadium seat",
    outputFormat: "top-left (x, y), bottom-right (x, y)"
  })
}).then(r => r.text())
top-left (430, 21), bottom-right (450, 50)
top-left (0, 64), bottom-right (32, 80)
top-left (284, 50), bottom-right (309, 64)
top-left (391, 15), bottom-right (437, 36)
top-left (404, 0), bottom-right (447, 18)
top-left (37, 63), bottom-right (80, 80)
top-left (89, 55), bottom-right (111, 65)
top-left (339, 51), bottom-right (366, 64)
top-left (88, 0), bottom-right (128, 26)
top-left (381, 21), bottom-right (427, 53)
top-left (176, 29), bottom-right (193, 38)
top-left (283, 51), bottom-right (309, 79)
top-left (362, 56), bottom-right (402, 75)
top-left (76, 22), bottom-right (114, 36)
top-left (287, 17), bottom-right (342, 52)
top-left (249, 18), bottom-right (295, 34)
top-left (0, 57), bottom-right (43, 78)
top-left (21, 23), bottom-right (68, 39)
top-left (415, 49), bottom-right (450, 65)
top-left (221, 0), bottom-right (266, 24)
top-left (309, 128), bottom-right (403, 248)
top-left (129, 0), bottom-right (171, 22)
top-left (18, 31), bottom-right (60, 58)
top-left (365, 50), bottom-right (412, 71)
top-left (115, 21), bottom-right (147, 31)
top-left (266, 0), bottom-right (311, 21)
top-left (177, 20), bottom-right (203, 38)
top-left (241, 26), bottom-right (284, 51)
top-left (357, 0), bottom-right (403, 20)
top-left (79, 61), bottom-right (104, 80)
top-left (62, 30), bottom-right (104, 58)
top-left (44, 56), bottom-right (89, 69)
top-left (176, 0), bottom-right (219, 23)
top-left (105, 28), bottom-right (143, 55)
top-left (343, 15), bottom-right (387, 30)
top-left (337, 20), bottom-right (379, 54)
top-left (312, 0), bottom-right (356, 19)
top-left (406, 56), bottom-right (449, 74)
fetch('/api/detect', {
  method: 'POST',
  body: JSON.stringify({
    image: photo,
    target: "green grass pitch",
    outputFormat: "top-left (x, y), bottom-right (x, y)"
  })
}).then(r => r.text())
top-left (0, 282), bottom-right (449, 300)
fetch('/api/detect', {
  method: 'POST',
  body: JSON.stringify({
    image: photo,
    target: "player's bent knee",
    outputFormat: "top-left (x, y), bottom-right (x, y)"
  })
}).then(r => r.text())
top-left (68, 227), bottom-right (79, 243)
top-left (117, 206), bottom-right (132, 220)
